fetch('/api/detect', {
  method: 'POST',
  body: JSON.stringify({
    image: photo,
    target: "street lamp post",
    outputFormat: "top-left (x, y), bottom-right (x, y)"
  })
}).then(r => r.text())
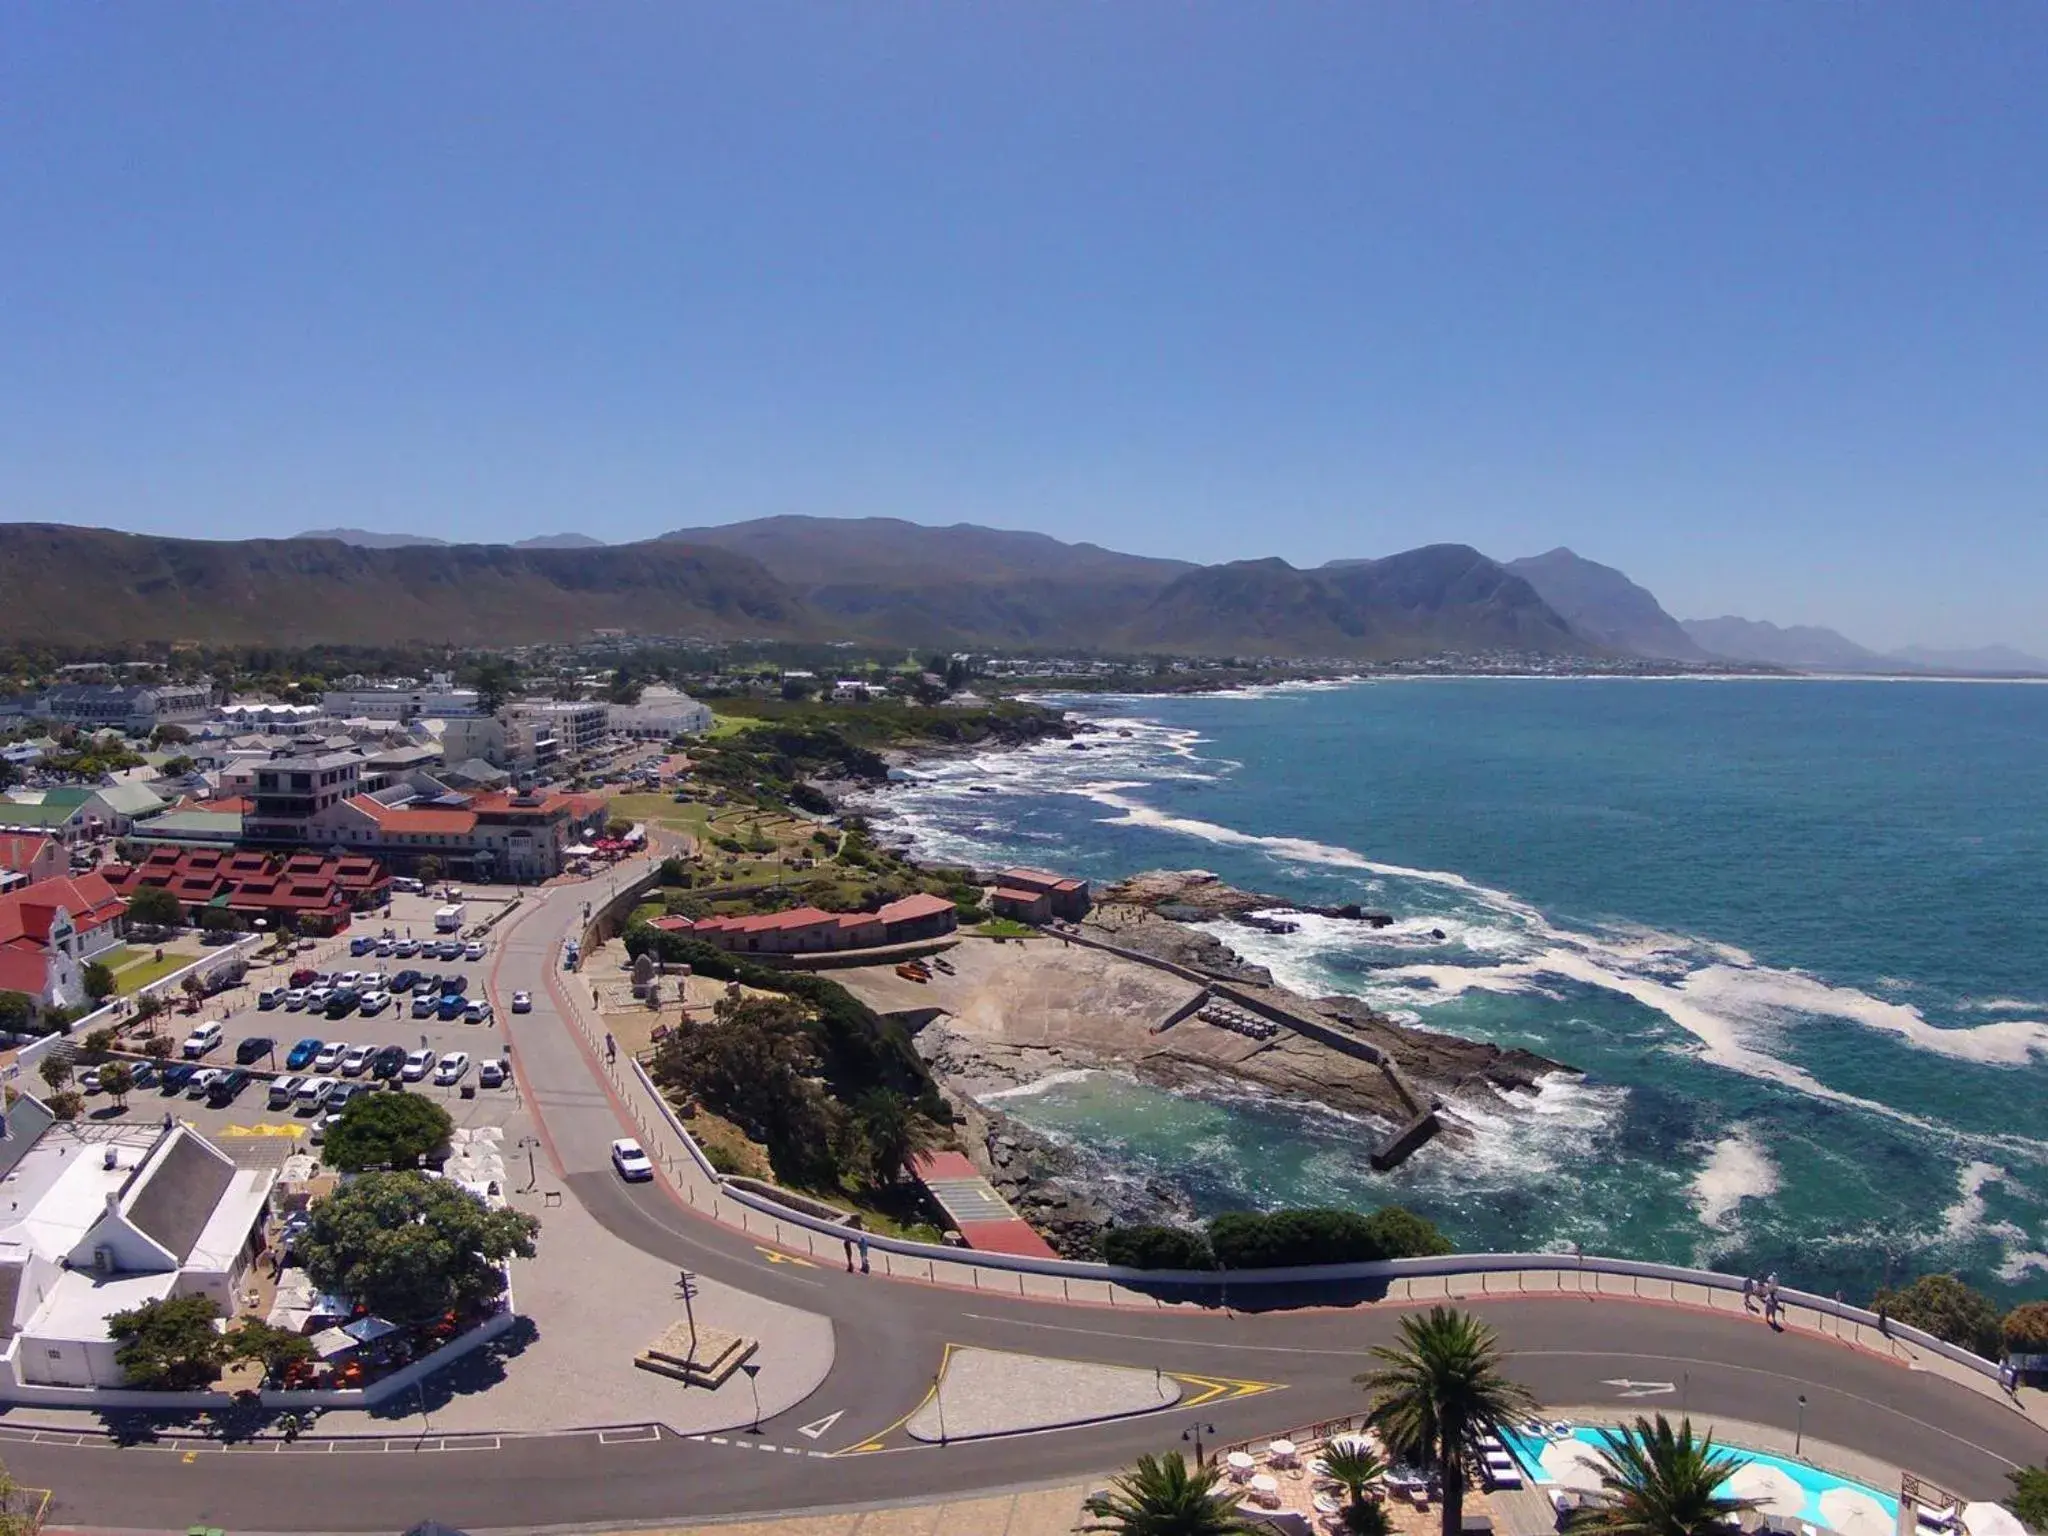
top-left (677, 1269), bottom-right (699, 1362)
top-left (518, 1135), bottom-right (539, 1192)
top-left (1795, 1394), bottom-right (1807, 1457)
top-left (741, 1362), bottom-right (762, 1435)
top-left (1182, 1420), bottom-right (1217, 1467)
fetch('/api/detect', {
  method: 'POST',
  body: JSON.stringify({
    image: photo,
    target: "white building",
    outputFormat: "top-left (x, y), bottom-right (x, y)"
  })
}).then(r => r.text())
top-left (607, 686), bottom-right (713, 740)
top-left (0, 1118), bottom-right (275, 1392)
top-left (37, 684), bottom-right (213, 735)
top-left (320, 680), bottom-right (481, 721)
top-left (507, 701), bottom-right (608, 758)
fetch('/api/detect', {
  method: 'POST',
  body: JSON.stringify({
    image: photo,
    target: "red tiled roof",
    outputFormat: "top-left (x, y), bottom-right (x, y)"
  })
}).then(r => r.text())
top-left (952, 1220), bottom-right (1060, 1259)
top-left (0, 834), bottom-right (53, 873)
top-left (991, 887), bottom-right (1047, 904)
top-left (689, 907), bottom-right (842, 936)
top-left (0, 872), bottom-right (125, 948)
top-left (0, 948), bottom-right (48, 995)
top-left (876, 893), bottom-right (955, 925)
top-left (343, 795), bottom-right (478, 834)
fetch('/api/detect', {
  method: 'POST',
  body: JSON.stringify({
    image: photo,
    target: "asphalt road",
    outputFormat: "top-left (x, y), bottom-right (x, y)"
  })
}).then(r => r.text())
top-left (7, 879), bottom-right (2044, 1533)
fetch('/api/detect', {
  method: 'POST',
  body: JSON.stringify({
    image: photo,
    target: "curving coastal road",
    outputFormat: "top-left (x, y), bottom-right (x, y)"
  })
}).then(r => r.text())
top-left (6, 878), bottom-right (2043, 1533)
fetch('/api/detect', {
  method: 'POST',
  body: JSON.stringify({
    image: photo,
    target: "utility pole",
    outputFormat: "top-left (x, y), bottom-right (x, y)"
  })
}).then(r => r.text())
top-left (677, 1269), bottom-right (699, 1362)
top-left (1795, 1394), bottom-right (1807, 1457)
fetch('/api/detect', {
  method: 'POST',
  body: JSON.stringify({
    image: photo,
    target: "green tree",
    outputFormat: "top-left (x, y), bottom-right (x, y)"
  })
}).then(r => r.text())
top-left (107, 1294), bottom-right (230, 1389)
top-left (125, 885), bottom-right (183, 928)
top-left (161, 755), bottom-right (197, 778)
top-left (98, 1060), bottom-right (134, 1109)
top-left (150, 723), bottom-right (192, 747)
top-left (1319, 1440), bottom-right (1392, 1536)
top-left (296, 1171), bottom-right (538, 1324)
top-left (2002, 1302), bottom-right (2048, 1357)
top-left (605, 816), bottom-right (635, 840)
top-left (80, 1027), bottom-right (116, 1060)
top-left (1102, 1224), bottom-right (1217, 1271)
top-left (37, 1055), bottom-right (70, 1094)
top-left (81, 962), bottom-right (117, 1004)
top-left (321, 1092), bottom-right (454, 1173)
top-left (848, 1089), bottom-right (938, 1189)
top-left (1871, 1273), bottom-right (2003, 1359)
top-left (229, 1317), bottom-right (316, 1378)
top-left (649, 994), bottom-right (842, 1185)
top-left (197, 907), bottom-right (239, 934)
top-left (47, 1090), bottom-right (83, 1121)
top-left (2006, 1467), bottom-right (2048, 1533)
top-left (467, 657), bottom-right (518, 716)
top-left (1359, 1306), bottom-right (1541, 1536)
top-left (1587, 1415), bottom-right (1755, 1536)
top-left (1361, 1206), bottom-right (1455, 1259)
top-left (1082, 1452), bottom-right (1255, 1536)
top-left (416, 854), bottom-right (446, 884)
top-left (142, 1034), bottom-right (174, 1062)
top-left (0, 992), bottom-right (31, 1036)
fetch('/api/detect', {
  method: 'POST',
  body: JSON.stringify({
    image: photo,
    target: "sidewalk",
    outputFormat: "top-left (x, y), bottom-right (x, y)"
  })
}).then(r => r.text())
top-left (578, 1484), bottom-right (1089, 1536)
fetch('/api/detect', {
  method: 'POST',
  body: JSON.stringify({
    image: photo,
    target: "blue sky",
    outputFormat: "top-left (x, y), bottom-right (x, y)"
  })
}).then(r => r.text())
top-left (4, 6), bottom-right (2044, 652)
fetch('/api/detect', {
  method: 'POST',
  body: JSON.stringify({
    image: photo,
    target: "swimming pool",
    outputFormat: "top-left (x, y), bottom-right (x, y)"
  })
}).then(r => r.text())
top-left (1500, 1425), bottom-right (1901, 1525)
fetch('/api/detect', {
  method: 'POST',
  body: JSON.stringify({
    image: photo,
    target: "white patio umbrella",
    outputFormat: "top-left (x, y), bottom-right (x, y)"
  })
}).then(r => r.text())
top-left (1819, 1486), bottom-right (1895, 1536)
top-left (1540, 1439), bottom-right (1611, 1495)
top-left (1964, 1504), bottom-right (2028, 1536)
top-left (308, 1325), bottom-right (359, 1360)
top-left (1726, 1462), bottom-right (1807, 1520)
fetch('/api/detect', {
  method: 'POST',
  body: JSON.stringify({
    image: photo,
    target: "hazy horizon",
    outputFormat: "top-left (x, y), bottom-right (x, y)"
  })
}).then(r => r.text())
top-left (4, 8), bottom-right (2043, 652)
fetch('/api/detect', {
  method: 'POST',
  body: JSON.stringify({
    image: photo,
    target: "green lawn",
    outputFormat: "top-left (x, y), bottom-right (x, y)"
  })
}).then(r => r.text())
top-left (112, 953), bottom-right (192, 995)
top-left (705, 711), bottom-right (769, 740)
top-left (970, 918), bottom-right (1038, 940)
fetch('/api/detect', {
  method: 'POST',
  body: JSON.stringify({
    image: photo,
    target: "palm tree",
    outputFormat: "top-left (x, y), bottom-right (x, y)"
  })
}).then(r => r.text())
top-left (1319, 1441), bottom-right (1392, 1536)
top-left (1586, 1415), bottom-right (1756, 1536)
top-left (1357, 1305), bottom-right (1541, 1536)
top-left (1083, 1452), bottom-right (1258, 1536)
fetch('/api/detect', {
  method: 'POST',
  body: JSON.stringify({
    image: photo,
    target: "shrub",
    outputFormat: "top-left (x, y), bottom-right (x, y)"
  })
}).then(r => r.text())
top-left (47, 1090), bottom-right (84, 1121)
top-left (657, 857), bottom-right (691, 886)
top-left (82, 961), bottom-right (117, 1002)
top-left (1872, 1273), bottom-right (2003, 1359)
top-left (1203, 1205), bottom-right (1455, 1269)
top-left (1103, 1224), bottom-right (1217, 1271)
top-left (2003, 1302), bottom-right (2048, 1356)
top-left (1360, 1205), bottom-right (1454, 1259)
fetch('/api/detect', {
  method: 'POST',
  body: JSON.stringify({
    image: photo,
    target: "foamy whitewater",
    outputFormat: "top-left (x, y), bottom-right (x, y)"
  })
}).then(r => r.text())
top-left (862, 677), bottom-right (2048, 1300)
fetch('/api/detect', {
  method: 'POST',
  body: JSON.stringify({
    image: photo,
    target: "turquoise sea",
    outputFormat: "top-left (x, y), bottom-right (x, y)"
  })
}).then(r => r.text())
top-left (864, 679), bottom-right (2048, 1302)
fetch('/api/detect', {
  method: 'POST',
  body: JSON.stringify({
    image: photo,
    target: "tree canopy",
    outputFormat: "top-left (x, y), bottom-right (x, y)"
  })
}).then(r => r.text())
top-left (124, 885), bottom-right (183, 928)
top-left (1587, 1415), bottom-right (1755, 1536)
top-left (321, 1092), bottom-right (454, 1173)
top-left (296, 1171), bottom-right (538, 1324)
top-left (1082, 1452), bottom-right (1255, 1536)
top-left (1872, 1273), bottom-right (2003, 1359)
top-left (107, 1294), bottom-right (229, 1390)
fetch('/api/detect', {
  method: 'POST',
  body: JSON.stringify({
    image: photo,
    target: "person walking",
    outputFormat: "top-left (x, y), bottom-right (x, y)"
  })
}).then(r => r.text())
top-left (1742, 1276), bottom-right (1756, 1312)
top-left (858, 1233), bottom-right (871, 1274)
top-left (842, 1236), bottom-right (855, 1273)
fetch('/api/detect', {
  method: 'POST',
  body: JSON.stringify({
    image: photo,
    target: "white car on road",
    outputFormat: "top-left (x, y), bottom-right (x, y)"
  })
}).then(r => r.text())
top-left (610, 1139), bottom-right (654, 1183)
top-left (464, 940), bottom-right (486, 961)
top-left (511, 990), bottom-right (532, 1013)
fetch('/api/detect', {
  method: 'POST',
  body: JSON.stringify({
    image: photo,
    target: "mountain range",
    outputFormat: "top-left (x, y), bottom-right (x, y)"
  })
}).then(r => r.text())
top-left (0, 519), bottom-right (2038, 672)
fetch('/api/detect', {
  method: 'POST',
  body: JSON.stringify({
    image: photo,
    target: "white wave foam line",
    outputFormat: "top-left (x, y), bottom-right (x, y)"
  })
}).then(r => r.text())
top-left (1429, 1074), bottom-right (1628, 1186)
top-left (976, 1068), bottom-right (1101, 1103)
top-left (1967, 997), bottom-right (2048, 1014)
top-left (1690, 1128), bottom-right (1781, 1231)
top-left (1678, 965), bottom-right (2048, 1067)
top-left (1942, 1161), bottom-right (2005, 1243)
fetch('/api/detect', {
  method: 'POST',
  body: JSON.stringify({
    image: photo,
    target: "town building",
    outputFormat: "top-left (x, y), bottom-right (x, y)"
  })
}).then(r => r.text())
top-left (102, 848), bottom-right (387, 934)
top-left (36, 683), bottom-right (213, 735)
top-left (0, 1119), bottom-right (275, 1391)
top-left (0, 785), bottom-right (168, 842)
top-left (0, 834), bottom-right (64, 896)
top-left (323, 785), bottom-right (606, 881)
top-left (607, 686), bottom-right (713, 740)
top-left (507, 700), bottom-right (609, 758)
top-left (0, 873), bottom-right (128, 1011)
top-left (992, 868), bottom-right (1091, 921)
top-left (242, 752), bottom-right (364, 845)
top-left (319, 679), bottom-right (481, 721)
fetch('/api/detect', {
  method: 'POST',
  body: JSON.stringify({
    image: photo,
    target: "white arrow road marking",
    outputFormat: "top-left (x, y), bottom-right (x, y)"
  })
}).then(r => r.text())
top-left (797, 1411), bottom-right (845, 1440)
top-left (1601, 1378), bottom-right (1677, 1398)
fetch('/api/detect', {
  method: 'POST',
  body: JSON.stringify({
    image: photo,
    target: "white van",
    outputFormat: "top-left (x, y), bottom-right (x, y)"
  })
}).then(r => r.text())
top-left (433, 903), bottom-right (465, 933)
top-left (180, 1022), bottom-right (223, 1059)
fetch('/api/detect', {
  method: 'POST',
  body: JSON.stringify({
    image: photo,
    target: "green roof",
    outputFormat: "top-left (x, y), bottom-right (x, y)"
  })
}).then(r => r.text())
top-left (30, 788), bottom-right (93, 810)
top-left (136, 810), bottom-right (244, 837)
top-left (0, 802), bottom-right (80, 828)
top-left (97, 783), bottom-right (168, 816)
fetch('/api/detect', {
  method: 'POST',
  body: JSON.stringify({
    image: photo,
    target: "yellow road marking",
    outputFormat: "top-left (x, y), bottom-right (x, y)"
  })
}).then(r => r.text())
top-left (216, 1123), bottom-right (306, 1138)
top-left (1169, 1371), bottom-right (1286, 1408)
top-left (755, 1246), bottom-right (817, 1267)
top-left (831, 1343), bottom-right (951, 1455)
top-left (181, 1450), bottom-right (198, 1464)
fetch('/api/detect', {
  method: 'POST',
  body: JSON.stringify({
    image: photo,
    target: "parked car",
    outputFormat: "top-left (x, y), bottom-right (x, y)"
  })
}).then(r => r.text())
top-left (436, 939), bottom-right (464, 961)
top-left (295, 1076), bottom-right (337, 1112)
top-left (511, 990), bottom-right (532, 1013)
top-left (359, 990), bottom-right (390, 1016)
top-left (304, 987), bottom-right (333, 1012)
top-left (235, 1036), bottom-right (275, 1066)
top-left (289, 967), bottom-right (319, 988)
top-left (437, 995), bottom-right (464, 1021)
top-left (130, 1061), bottom-right (159, 1090)
top-left (391, 969), bottom-right (420, 994)
top-left (440, 975), bottom-right (468, 996)
top-left (268, 1074), bottom-right (306, 1109)
top-left (285, 1037), bottom-right (323, 1071)
top-left (181, 1022), bottom-right (223, 1058)
top-left (160, 1063), bottom-right (196, 1094)
top-left (80, 1068), bottom-right (102, 1094)
top-left (393, 938), bottom-right (420, 958)
top-left (434, 1052), bottom-right (471, 1086)
top-left (284, 989), bottom-right (309, 1011)
top-left (313, 1041), bottom-right (349, 1072)
top-left (371, 1044), bottom-right (408, 1080)
top-left (464, 999), bottom-right (492, 1024)
top-left (338, 970), bottom-right (362, 988)
top-left (478, 1059), bottom-right (509, 1089)
top-left (186, 1067), bottom-right (224, 1099)
top-left (411, 994), bottom-right (437, 1018)
top-left (339, 1044), bottom-right (375, 1077)
top-left (374, 936), bottom-right (395, 956)
top-left (208, 1068), bottom-right (251, 1106)
top-left (464, 940), bottom-right (486, 961)
top-left (327, 1080), bottom-right (363, 1111)
top-left (400, 1049), bottom-right (437, 1082)
top-left (309, 1110), bottom-right (335, 1144)
top-left (324, 990), bottom-right (359, 1019)
top-left (257, 987), bottom-right (285, 1010)
top-left (610, 1138), bottom-right (654, 1182)
top-left (349, 936), bottom-right (374, 956)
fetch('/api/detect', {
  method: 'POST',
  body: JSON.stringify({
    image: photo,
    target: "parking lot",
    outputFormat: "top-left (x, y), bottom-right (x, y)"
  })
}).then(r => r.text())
top-left (94, 894), bottom-right (532, 1166)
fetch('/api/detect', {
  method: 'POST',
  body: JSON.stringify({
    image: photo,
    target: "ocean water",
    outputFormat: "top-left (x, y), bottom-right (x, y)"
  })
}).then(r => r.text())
top-left (862, 678), bottom-right (2048, 1302)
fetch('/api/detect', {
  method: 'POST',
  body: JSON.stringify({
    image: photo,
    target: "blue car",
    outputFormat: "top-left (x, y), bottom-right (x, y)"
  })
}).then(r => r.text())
top-left (350, 935), bottom-right (375, 956)
top-left (437, 995), bottom-right (464, 1020)
top-left (439, 975), bottom-right (468, 996)
top-left (285, 1038), bottom-right (323, 1071)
